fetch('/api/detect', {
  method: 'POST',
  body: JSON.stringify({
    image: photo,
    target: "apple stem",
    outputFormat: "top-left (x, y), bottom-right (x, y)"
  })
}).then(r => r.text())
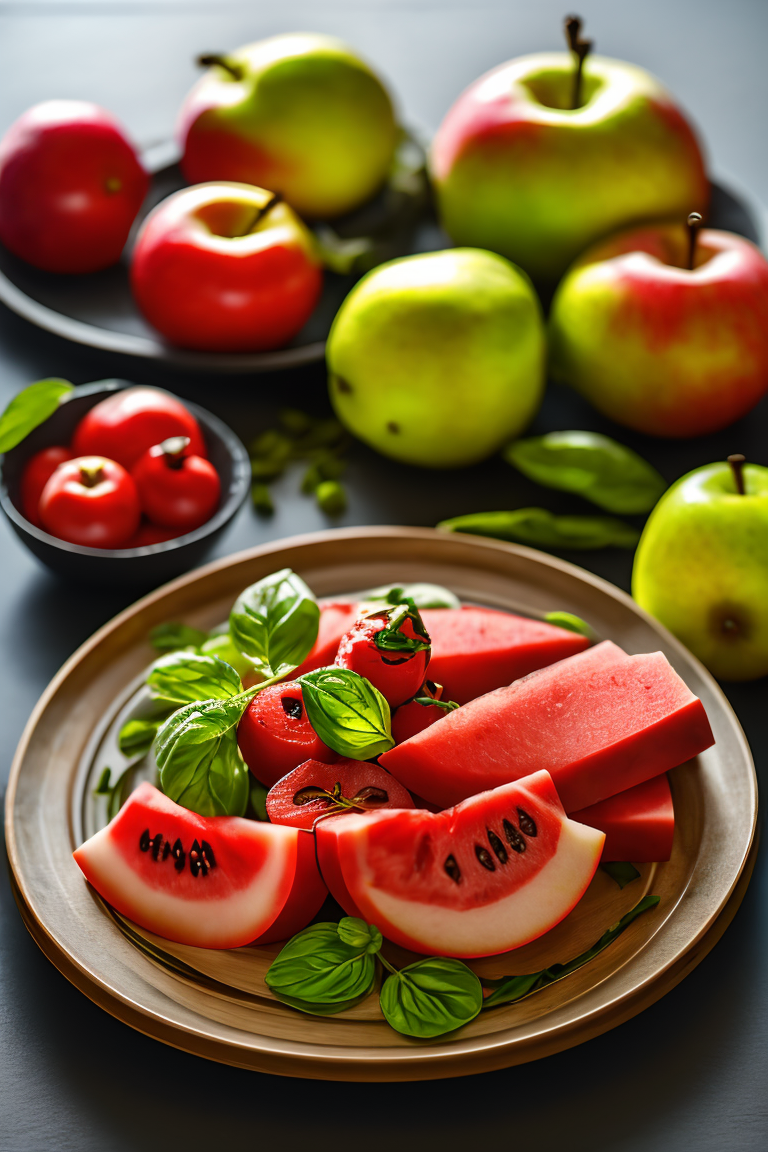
top-left (564, 15), bottom-right (593, 108)
top-left (161, 436), bottom-right (190, 470)
top-left (687, 211), bottom-right (703, 270)
top-left (249, 191), bottom-right (283, 231)
top-left (728, 454), bottom-right (746, 495)
top-left (197, 54), bottom-right (244, 81)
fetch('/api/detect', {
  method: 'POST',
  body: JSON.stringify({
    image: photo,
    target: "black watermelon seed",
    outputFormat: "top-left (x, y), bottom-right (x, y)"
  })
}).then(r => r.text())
top-left (281, 696), bottom-right (303, 720)
top-left (475, 844), bottom-right (496, 871)
top-left (172, 838), bottom-right (186, 872)
top-left (487, 829), bottom-right (508, 864)
top-left (503, 819), bottom-right (526, 854)
top-left (444, 854), bottom-right (462, 884)
top-left (518, 808), bottom-right (538, 837)
top-left (162, 840), bottom-right (171, 861)
top-left (189, 838), bottom-right (202, 877)
top-left (151, 833), bottom-right (163, 860)
top-left (201, 839), bottom-right (216, 869)
top-left (139, 829), bottom-right (150, 853)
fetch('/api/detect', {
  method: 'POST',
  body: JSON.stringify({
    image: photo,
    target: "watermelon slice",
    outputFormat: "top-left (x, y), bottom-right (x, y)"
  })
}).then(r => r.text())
top-left (421, 606), bottom-right (591, 703)
top-left (293, 600), bottom-right (360, 678)
top-left (315, 770), bottom-right (604, 957)
top-left (74, 782), bottom-right (327, 948)
top-left (572, 775), bottom-right (675, 862)
top-left (379, 641), bottom-right (714, 812)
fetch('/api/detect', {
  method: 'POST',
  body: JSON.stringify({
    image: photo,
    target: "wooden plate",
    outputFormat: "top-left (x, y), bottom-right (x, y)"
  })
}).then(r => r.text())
top-left (4, 528), bottom-right (758, 1080)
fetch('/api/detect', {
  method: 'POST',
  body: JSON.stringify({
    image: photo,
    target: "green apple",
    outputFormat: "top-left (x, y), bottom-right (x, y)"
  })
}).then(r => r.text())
top-left (548, 219), bottom-right (768, 437)
top-left (632, 456), bottom-right (768, 680)
top-left (430, 36), bottom-right (708, 288)
top-left (326, 248), bottom-right (545, 468)
top-left (177, 33), bottom-right (398, 219)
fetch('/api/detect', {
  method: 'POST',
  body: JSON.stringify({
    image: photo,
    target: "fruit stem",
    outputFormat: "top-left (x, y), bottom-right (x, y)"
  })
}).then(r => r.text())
top-left (564, 15), bottom-right (593, 108)
top-left (687, 212), bottom-right (703, 270)
top-left (161, 436), bottom-right (190, 470)
top-left (728, 454), bottom-right (746, 495)
top-left (78, 461), bottom-right (104, 488)
top-left (197, 53), bottom-right (244, 81)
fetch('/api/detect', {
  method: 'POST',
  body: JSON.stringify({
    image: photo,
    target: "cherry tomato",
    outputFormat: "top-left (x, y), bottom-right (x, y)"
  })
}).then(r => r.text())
top-left (237, 682), bottom-right (336, 788)
top-left (335, 603), bottom-right (431, 708)
top-left (125, 519), bottom-right (183, 548)
top-left (391, 680), bottom-right (458, 744)
top-left (39, 456), bottom-right (140, 548)
top-left (19, 445), bottom-right (72, 526)
top-left (266, 757), bottom-right (414, 830)
top-left (0, 100), bottom-right (148, 274)
top-left (71, 387), bottom-right (206, 470)
top-left (132, 436), bottom-right (220, 531)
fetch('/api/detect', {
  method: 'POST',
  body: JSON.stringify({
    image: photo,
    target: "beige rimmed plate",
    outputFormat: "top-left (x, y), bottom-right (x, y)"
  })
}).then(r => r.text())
top-left (4, 527), bottom-right (758, 1080)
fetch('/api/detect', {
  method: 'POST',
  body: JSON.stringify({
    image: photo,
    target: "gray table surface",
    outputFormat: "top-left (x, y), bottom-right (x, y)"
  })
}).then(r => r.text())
top-left (1, 3), bottom-right (767, 1150)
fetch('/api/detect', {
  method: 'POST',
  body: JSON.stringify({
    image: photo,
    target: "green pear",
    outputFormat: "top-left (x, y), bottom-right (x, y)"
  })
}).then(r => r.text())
top-left (326, 248), bottom-right (545, 468)
top-left (632, 456), bottom-right (768, 680)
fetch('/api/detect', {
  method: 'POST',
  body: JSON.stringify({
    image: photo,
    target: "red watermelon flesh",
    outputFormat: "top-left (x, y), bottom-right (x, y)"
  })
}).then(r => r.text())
top-left (293, 600), bottom-right (360, 678)
top-left (421, 606), bottom-right (591, 704)
top-left (379, 641), bottom-right (714, 812)
top-left (73, 782), bottom-right (326, 948)
top-left (316, 770), bottom-right (604, 957)
top-left (572, 774), bottom-right (675, 862)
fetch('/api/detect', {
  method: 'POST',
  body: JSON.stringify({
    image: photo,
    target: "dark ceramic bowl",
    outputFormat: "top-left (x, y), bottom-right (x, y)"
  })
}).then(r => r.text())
top-left (0, 380), bottom-right (250, 586)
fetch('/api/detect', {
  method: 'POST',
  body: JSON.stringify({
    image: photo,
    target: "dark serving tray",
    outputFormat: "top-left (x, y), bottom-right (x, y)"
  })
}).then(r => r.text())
top-left (0, 138), bottom-right (760, 374)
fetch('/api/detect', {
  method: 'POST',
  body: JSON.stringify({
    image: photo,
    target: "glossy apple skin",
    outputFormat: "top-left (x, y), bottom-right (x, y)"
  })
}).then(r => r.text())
top-left (177, 33), bottom-right (397, 219)
top-left (0, 100), bottom-right (148, 273)
top-left (548, 224), bottom-right (768, 437)
top-left (431, 53), bottom-right (708, 288)
top-left (130, 182), bottom-right (323, 352)
top-left (633, 462), bottom-right (768, 680)
top-left (327, 248), bottom-right (545, 468)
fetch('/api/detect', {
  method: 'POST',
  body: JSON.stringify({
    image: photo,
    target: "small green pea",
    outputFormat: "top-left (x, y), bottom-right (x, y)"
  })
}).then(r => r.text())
top-left (316, 480), bottom-right (347, 515)
top-left (251, 483), bottom-right (274, 515)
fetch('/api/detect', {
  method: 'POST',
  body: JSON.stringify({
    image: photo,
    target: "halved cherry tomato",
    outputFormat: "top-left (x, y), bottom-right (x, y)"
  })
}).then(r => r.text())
top-left (335, 602), bottom-right (431, 707)
top-left (131, 436), bottom-right (220, 531)
top-left (266, 757), bottom-right (414, 830)
top-left (71, 387), bottom-right (206, 470)
top-left (38, 455), bottom-right (140, 548)
top-left (19, 445), bottom-right (72, 526)
top-left (237, 681), bottom-right (336, 788)
top-left (391, 680), bottom-right (459, 743)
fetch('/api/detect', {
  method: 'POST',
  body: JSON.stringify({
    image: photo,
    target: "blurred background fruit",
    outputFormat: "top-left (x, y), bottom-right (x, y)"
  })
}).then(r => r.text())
top-left (327, 248), bottom-right (545, 468)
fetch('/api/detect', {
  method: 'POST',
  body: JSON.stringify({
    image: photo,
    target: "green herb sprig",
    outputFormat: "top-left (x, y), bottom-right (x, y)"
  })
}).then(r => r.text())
top-left (0, 378), bottom-right (74, 452)
top-left (438, 508), bottom-right (640, 551)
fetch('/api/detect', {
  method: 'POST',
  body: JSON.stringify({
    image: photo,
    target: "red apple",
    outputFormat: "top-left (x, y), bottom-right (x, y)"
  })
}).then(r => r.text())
top-left (130, 183), bottom-right (323, 351)
top-left (548, 220), bottom-right (768, 437)
top-left (0, 100), bottom-right (148, 273)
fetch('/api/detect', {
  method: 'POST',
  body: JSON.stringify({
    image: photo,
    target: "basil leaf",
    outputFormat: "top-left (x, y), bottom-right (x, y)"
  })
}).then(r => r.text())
top-left (379, 957), bottom-right (483, 1038)
top-left (0, 378), bottom-right (74, 452)
top-left (147, 651), bottom-right (243, 706)
top-left (155, 696), bottom-right (250, 817)
top-left (299, 667), bottom-right (394, 759)
top-left (544, 611), bottom-right (595, 638)
top-left (199, 632), bottom-right (255, 679)
top-left (93, 764), bottom-right (138, 821)
top-left (229, 568), bottom-right (319, 679)
top-left (265, 921), bottom-right (377, 1007)
top-left (482, 895), bottom-right (660, 1008)
top-left (601, 862), bottom-right (641, 889)
top-left (118, 715), bottom-right (170, 759)
top-left (412, 696), bottom-right (459, 712)
top-left (504, 432), bottom-right (666, 515)
top-left (362, 582), bottom-right (461, 610)
top-left (337, 918), bottom-right (383, 953)
top-left (438, 508), bottom-right (640, 551)
top-left (149, 622), bottom-right (209, 653)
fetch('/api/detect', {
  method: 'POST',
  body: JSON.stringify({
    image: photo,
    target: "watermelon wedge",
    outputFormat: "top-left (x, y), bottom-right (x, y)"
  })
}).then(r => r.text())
top-left (572, 774), bottom-right (675, 862)
top-left (422, 606), bottom-right (591, 703)
top-left (315, 770), bottom-right (604, 957)
top-left (379, 641), bottom-right (714, 812)
top-left (74, 782), bottom-right (326, 948)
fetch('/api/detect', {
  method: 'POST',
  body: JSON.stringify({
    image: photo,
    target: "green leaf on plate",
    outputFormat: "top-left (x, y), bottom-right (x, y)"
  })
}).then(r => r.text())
top-left (336, 918), bottom-right (383, 953)
top-left (437, 508), bottom-right (640, 551)
top-left (544, 611), bottom-right (595, 638)
top-left (298, 667), bottom-right (394, 760)
top-left (0, 378), bottom-right (74, 453)
top-left (379, 957), bottom-right (483, 1038)
top-left (601, 862), bottom-right (641, 889)
top-left (149, 621), bottom-right (209, 653)
top-left (265, 921), bottom-right (378, 1013)
top-left (482, 894), bottom-right (660, 1008)
top-left (362, 582), bottom-right (461, 610)
top-left (154, 696), bottom-right (250, 817)
top-left (504, 431), bottom-right (666, 515)
top-left (229, 568), bottom-right (319, 680)
top-left (118, 715), bottom-right (170, 759)
top-left (147, 651), bottom-right (243, 706)
top-left (199, 632), bottom-right (257, 680)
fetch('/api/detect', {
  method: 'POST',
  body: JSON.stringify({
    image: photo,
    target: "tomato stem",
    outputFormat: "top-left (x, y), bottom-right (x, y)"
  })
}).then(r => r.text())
top-left (78, 461), bottom-right (104, 488)
top-left (161, 436), bottom-right (190, 470)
